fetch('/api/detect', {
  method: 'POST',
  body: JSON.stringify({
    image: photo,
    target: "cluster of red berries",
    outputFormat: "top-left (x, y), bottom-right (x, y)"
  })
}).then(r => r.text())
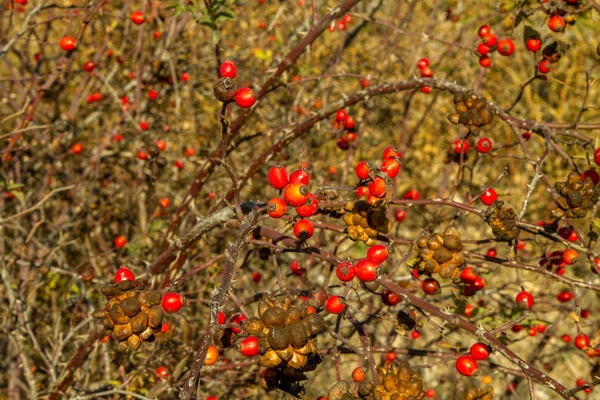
top-left (266, 164), bottom-right (316, 240)
top-left (213, 59), bottom-right (257, 108)
top-left (86, 92), bottom-right (102, 104)
top-left (539, 248), bottom-right (579, 276)
top-left (333, 109), bottom-right (357, 150)
top-left (355, 146), bottom-right (401, 201)
top-left (456, 342), bottom-right (491, 377)
top-left (335, 244), bottom-right (389, 284)
top-left (328, 13), bottom-right (353, 32)
top-left (452, 138), bottom-right (493, 156)
top-left (417, 58), bottom-right (433, 93)
top-left (476, 24), bottom-right (514, 68)
top-left (459, 266), bottom-right (486, 297)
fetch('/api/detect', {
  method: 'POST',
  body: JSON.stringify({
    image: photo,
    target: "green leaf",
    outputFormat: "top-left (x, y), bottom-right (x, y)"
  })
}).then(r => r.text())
top-left (164, 1), bottom-right (182, 10)
top-left (215, 11), bottom-right (235, 20)
top-left (199, 17), bottom-right (217, 30)
top-left (149, 219), bottom-right (164, 233)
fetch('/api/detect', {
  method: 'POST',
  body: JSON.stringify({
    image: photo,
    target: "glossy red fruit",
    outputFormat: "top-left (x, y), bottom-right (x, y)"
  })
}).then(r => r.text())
top-left (336, 262), bottom-right (356, 282)
top-left (335, 109), bottom-right (348, 122)
top-left (381, 290), bottom-right (402, 306)
top-left (283, 183), bottom-right (309, 207)
top-left (479, 55), bottom-right (492, 68)
top-left (382, 146), bottom-right (402, 160)
top-left (230, 314), bottom-right (247, 333)
top-left (548, 14), bottom-right (565, 32)
top-left (218, 312), bottom-right (227, 324)
top-left (453, 139), bottom-right (470, 154)
top-left (289, 168), bottom-right (310, 185)
top-left (558, 227), bottom-right (577, 242)
top-left (83, 61), bottom-right (95, 72)
top-left (516, 291), bottom-right (534, 309)
top-left (562, 334), bottom-right (572, 343)
top-left (240, 336), bottom-right (259, 356)
top-left (582, 169), bottom-right (600, 185)
top-left (425, 389), bottom-right (436, 398)
top-left (351, 367), bottom-right (365, 383)
top-left (71, 143), bottom-right (84, 154)
top-left (394, 209), bottom-right (407, 222)
top-left (155, 139), bottom-right (167, 151)
top-left (219, 60), bottom-right (237, 79)
top-left (267, 197), bottom-right (287, 218)
top-left (114, 235), bottom-right (127, 248)
top-left (574, 333), bottom-right (590, 350)
top-left (344, 116), bottom-right (355, 130)
top-left (60, 36), bottom-right (77, 51)
top-left (381, 158), bottom-right (401, 179)
top-left (481, 188), bottom-right (497, 206)
top-left (460, 267), bottom-right (478, 284)
top-left (464, 304), bottom-right (474, 317)
top-left (162, 292), bottom-right (184, 313)
top-left (235, 87), bottom-right (257, 108)
top-left (367, 245), bottom-right (389, 263)
top-left (420, 86), bottom-right (432, 94)
top-left (403, 189), bottom-right (420, 200)
top-left (526, 37), bottom-right (541, 52)
top-left (472, 277), bottom-right (485, 291)
top-left (156, 366), bottom-right (169, 379)
top-left (538, 59), bottom-right (551, 74)
top-left (421, 278), bottom-right (441, 295)
top-left (476, 138), bottom-right (492, 153)
top-left (131, 11), bottom-right (145, 25)
top-left (296, 193), bottom-right (319, 217)
top-left (478, 24), bottom-right (491, 38)
top-left (487, 248), bottom-right (497, 257)
top-left (268, 164), bottom-right (289, 189)
top-left (595, 148), bottom-right (600, 166)
top-left (368, 177), bottom-right (387, 198)
top-left (557, 291), bottom-right (573, 302)
top-left (411, 330), bottom-right (421, 339)
top-left (326, 296), bottom-right (345, 314)
top-left (477, 43), bottom-right (491, 55)
top-left (469, 343), bottom-right (491, 360)
top-left (355, 258), bottom-right (379, 282)
top-left (417, 58), bottom-right (430, 69)
top-left (356, 186), bottom-right (369, 198)
top-left (355, 161), bottom-right (372, 180)
top-left (115, 266), bottom-right (135, 282)
top-left (497, 38), bottom-right (514, 56)
top-left (252, 272), bottom-right (261, 283)
top-left (420, 66), bottom-right (434, 78)
top-left (562, 249), bottom-right (578, 265)
top-left (456, 356), bottom-right (479, 376)
top-left (290, 260), bottom-right (304, 276)
top-left (293, 219), bottom-right (314, 240)
top-left (481, 33), bottom-right (497, 47)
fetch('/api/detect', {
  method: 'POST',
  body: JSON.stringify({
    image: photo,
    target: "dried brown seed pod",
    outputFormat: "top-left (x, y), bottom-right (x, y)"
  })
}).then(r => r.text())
top-left (110, 303), bottom-right (130, 325)
top-left (302, 313), bottom-right (327, 336)
top-left (136, 292), bottom-right (151, 308)
top-left (213, 77), bottom-right (237, 102)
top-left (287, 351), bottom-right (308, 369)
top-left (139, 326), bottom-right (154, 340)
top-left (130, 311), bottom-right (149, 333)
top-left (120, 297), bottom-right (141, 317)
top-left (286, 323), bottom-right (309, 349)
top-left (275, 345), bottom-right (295, 362)
top-left (115, 341), bottom-right (129, 353)
top-left (260, 348), bottom-right (283, 368)
top-left (148, 290), bottom-right (162, 305)
top-left (116, 280), bottom-right (134, 291)
top-left (127, 334), bottom-right (142, 351)
top-left (262, 306), bottom-right (288, 328)
top-left (267, 326), bottom-right (290, 350)
top-left (113, 323), bottom-right (132, 341)
top-left (146, 306), bottom-right (164, 328)
top-left (92, 310), bottom-right (108, 319)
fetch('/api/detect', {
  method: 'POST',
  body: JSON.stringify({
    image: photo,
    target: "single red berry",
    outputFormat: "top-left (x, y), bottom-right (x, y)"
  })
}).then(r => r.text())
top-left (421, 278), bottom-right (441, 295)
top-left (386, 352), bottom-right (397, 361)
top-left (477, 42), bottom-right (491, 55)
top-left (240, 336), bottom-right (259, 356)
top-left (71, 143), bottom-right (84, 154)
top-left (344, 116), bottom-right (356, 130)
top-left (368, 177), bottom-right (387, 198)
top-left (293, 219), bottom-right (314, 240)
top-left (464, 304), bottom-right (474, 317)
top-left (595, 148), bottom-right (600, 166)
top-left (403, 189), bottom-right (420, 200)
top-left (481, 188), bottom-right (497, 206)
top-left (476, 138), bottom-right (492, 153)
top-left (289, 168), bottom-right (310, 185)
top-left (453, 139), bottom-right (470, 154)
top-left (512, 325), bottom-right (523, 333)
top-left (472, 277), bottom-right (485, 291)
top-left (417, 58), bottom-right (430, 69)
top-left (582, 169), bottom-right (600, 185)
top-left (355, 258), bottom-right (379, 282)
top-left (219, 60), bottom-right (237, 79)
top-left (394, 209), bottom-right (407, 222)
top-left (469, 343), bottom-right (491, 360)
top-left (290, 260), bottom-right (304, 276)
top-left (60, 36), bottom-right (77, 51)
top-left (153, 31), bottom-right (162, 39)
top-left (356, 186), bottom-right (369, 198)
top-left (131, 11), bottom-right (145, 25)
top-left (526, 37), bottom-right (542, 52)
top-left (326, 296), bottom-right (345, 314)
top-left (181, 72), bottom-right (190, 82)
top-left (155, 139), bottom-right (167, 151)
top-left (367, 245), bottom-right (389, 263)
top-left (335, 109), bottom-right (348, 122)
top-left (149, 89), bottom-right (158, 100)
top-left (515, 291), bottom-right (534, 309)
top-left (355, 161), bottom-right (371, 180)
top-left (268, 164), bottom-right (289, 190)
top-left (538, 59), bottom-right (551, 74)
top-left (574, 333), bottom-right (590, 350)
top-left (283, 183), bottom-right (309, 207)
top-left (460, 267), bottom-right (478, 284)
top-left (411, 330), bottom-right (421, 339)
top-left (381, 158), bottom-right (401, 179)
top-left (381, 290), bottom-right (402, 306)
top-left (140, 121), bottom-right (149, 130)
top-left (529, 326), bottom-right (538, 337)
top-left (266, 197), bottom-right (288, 218)
top-left (382, 146), bottom-right (402, 160)
top-left (420, 86), bottom-right (432, 94)
top-left (557, 291), bottom-right (573, 302)
top-left (562, 334), bottom-right (572, 343)
top-left (162, 292), bottom-right (184, 313)
top-left (516, 240), bottom-right (525, 250)
top-left (115, 266), bottom-right (135, 282)
top-left (174, 160), bottom-right (183, 169)
top-left (425, 389), bottom-right (436, 398)
top-left (114, 235), bottom-right (127, 248)
top-left (137, 150), bottom-right (148, 160)
top-left (487, 248), bottom-right (497, 257)
top-left (156, 366), bottom-right (169, 379)
top-left (296, 193), bottom-right (319, 217)
top-left (336, 262), bottom-right (356, 282)
top-left (537, 324), bottom-right (546, 333)
top-left (230, 314), bottom-right (247, 334)
top-left (479, 55), bottom-right (492, 68)
top-left (252, 272), bottom-right (261, 283)
top-left (359, 77), bottom-right (370, 88)
top-left (562, 249), bottom-right (579, 265)
top-left (580, 309), bottom-right (590, 318)
top-left (351, 367), bottom-right (365, 383)
top-left (84, 61), bottom-right (95, 72)
top-left (482, 33), bottom-right (497, 48)
top-left (548, 15), bottom-right (565, 32)
top-left (497, 38), bottom-right (515, 56)
top-left (478, 24), bottom-right (491, 38)
top-left (420, 66), bottom-right (434, 78)
top-left (218, 312), bottom-right (226, 324)
top-left (235, 87), bottom-right (257, 108)
top-left (456, 356), bottom-right (479, 376)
